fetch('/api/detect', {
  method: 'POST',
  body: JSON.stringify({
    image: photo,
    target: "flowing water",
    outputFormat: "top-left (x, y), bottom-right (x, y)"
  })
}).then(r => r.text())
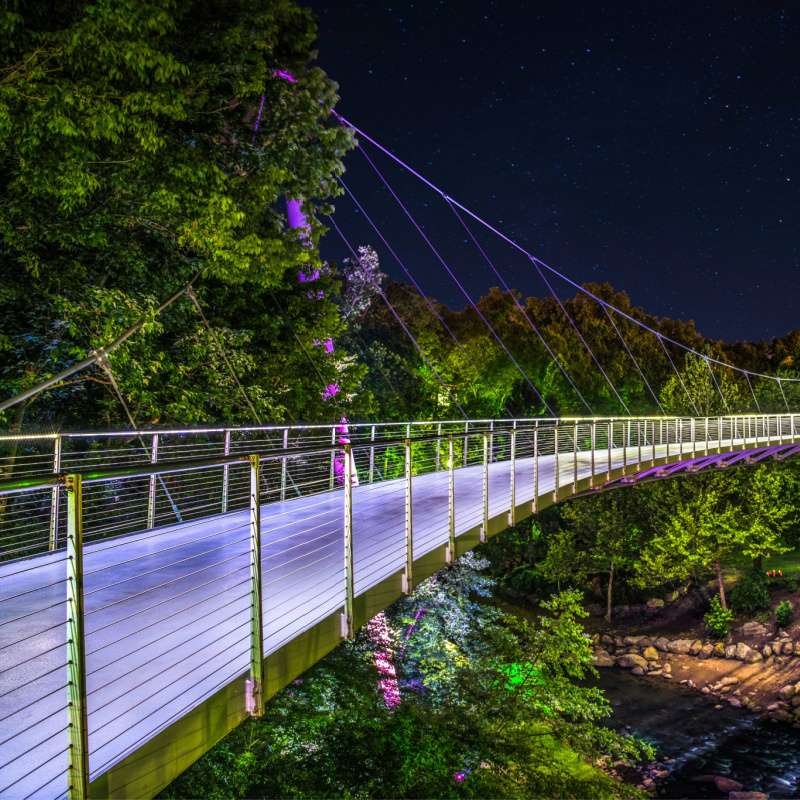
top-left (599, 668), bottom-right (800, 798)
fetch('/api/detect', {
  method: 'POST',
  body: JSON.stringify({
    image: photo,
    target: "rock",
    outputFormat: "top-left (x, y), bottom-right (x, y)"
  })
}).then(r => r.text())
top-left (791, 695), bottom-right (800, 707)
top-left (725, 644), bottom-right (737, 658)
top-left (654, 636), bottom-right (671, 652)
top-left (729, 792), bottom-right (768, 800)
top-left (646, 598), bottom-right (665, 609)
top-left (741, 621), bottom-right (769, 637)
top-left (719, 676), bottom-right (740, 687)
top-left (667, 638), bottom-right (694, 655)
top-left (649, 669), bottom-right (663, 677)
top-left (779, 684), bottom-right (796, 700)
top-left (600, 634), bottom-right (614, 646)
top-left (623, 635), bottom-right (645, 646)
top-left (631, 666), bottom-right (645, 676)
top-left (762, 645), bottom-right (773, 658)
top-left (783, 640), bottom-right (796, 655)
top-left (735, 642), bottom-right (758, 661)
top-left (701, 686), bottom-right (711, 694)
top-left (794, 642), bottom-right (800, 656)
top-left (616, 653), bottom-right (648, 670)
top-left (689, 639), bottom-right (703, 655)
top-left (699, 643), bottom-right (714, 658)
top-left (642, 646), bottom-right (660, 662)
top-left (665, 589), bottom-right (680, 602)
top-left (728, 697), bottom-right (742, 708)
top-left (715, 776), bottom-right (744, 793)
top-left (713, 642), bottom-right (726, 657)
top-left (772, 709), bottom-right (793, 722)
top-left (593, 649), bottom-right (615, 668)
top-left (767, 702), bottom-right (783, 712)
top-left (662, 662), bottom-right (672, 674)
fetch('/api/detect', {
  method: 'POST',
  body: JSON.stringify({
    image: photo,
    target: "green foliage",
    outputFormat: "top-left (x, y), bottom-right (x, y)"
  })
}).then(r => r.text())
top-left (164, 559), bottom-right (650, 800)
top-left (704, 595), bottom-right (735, 638)
top-left (0, 0), bottom-right (361, 429)
top-left (776, 599), bottom-right (794, 629)
top-left (730, 569), bottom-right (771, 616)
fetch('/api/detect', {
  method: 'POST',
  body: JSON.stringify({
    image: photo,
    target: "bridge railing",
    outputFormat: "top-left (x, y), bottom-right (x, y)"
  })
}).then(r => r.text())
top-left (0, 413), bottom-right (799, 798)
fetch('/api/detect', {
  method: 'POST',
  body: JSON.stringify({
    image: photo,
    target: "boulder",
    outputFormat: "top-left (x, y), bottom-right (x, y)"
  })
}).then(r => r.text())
top-left (714, 776), bottom-right (744, 793)
top-left (667, 638), bottom-right (694, 655)
top-left (616, 653), bottom-right (648, 670)
top-left (662, 662), bottom-right (672, 674)
top-left (743, 649), bottom-right (763, 664)
top-left (631, 666), bottom-right (645, 676)
top-left (653, 636), bottom-right (671, 652)
top-left (623, 635), bottom-right (645, 646)
top-left (783, 640), bottom-right (796, 655)
top-left (791, 695), bottom-right (800, 708)
top-left (645, 598), bottom-right (665, 609)
top-left (741, 621), bottom-right (769, 637)
top-left (713, 642), bottom-right (726, 657)
top-left (689, 639), bottom-right (703, 655)
top-left (779, 684), bottom-right (796, 701)
top-left (762, 645), bottom-right (773, 658)
top-left (735, 642), bottom-right (757, 661)
top-left (728, 697), bottom-right (742, 708)
top-left (794, 642), bottom-right (800, 656)
top-left (719, 676), bottom-right (740, 687)
top-left (699, 643), bottom-right (715, 659)
top-left (593, 649), bottom-right (615, 668)
top-left (729, 792), bottom-right (768, 800)
top-left (642, 646), bottom-right (660, 662)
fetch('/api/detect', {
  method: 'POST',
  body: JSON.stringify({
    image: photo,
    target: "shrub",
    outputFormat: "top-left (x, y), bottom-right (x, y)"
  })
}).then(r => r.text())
top-left (730, 569), bottom-right (770, 615)
top-left (704, 595), bottom-right (735, 639)
top-left (776, 600), bottom-right (794, 629)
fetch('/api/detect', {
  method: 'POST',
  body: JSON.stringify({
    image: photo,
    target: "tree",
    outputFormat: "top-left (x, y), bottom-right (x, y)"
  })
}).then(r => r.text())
top-left (659, 352), bottom-right (742, 416)
top-left (0, 0), bottom-right (357, 429)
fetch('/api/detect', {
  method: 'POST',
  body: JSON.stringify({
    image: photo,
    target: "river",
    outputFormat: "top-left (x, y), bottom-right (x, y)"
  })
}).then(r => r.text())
top-left (599, 668), bottom-right (800, 798)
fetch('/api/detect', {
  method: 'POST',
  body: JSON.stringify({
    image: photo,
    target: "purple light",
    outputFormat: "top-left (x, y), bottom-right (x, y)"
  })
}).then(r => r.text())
top-left (297, 268), bottom-right (320, 283)
top-left (323, 337), bottom-right (335, 354)
top-left (322, 383), bottom-right (340, 400)
top-left (366, 612), bottom-right (401, 708)
top-left (273, 68), bottom-right (298, 84)
top-left (453, 772), bottom-right (467, 783)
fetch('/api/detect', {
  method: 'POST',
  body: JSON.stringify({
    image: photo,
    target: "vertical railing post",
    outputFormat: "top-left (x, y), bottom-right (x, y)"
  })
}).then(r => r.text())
top-left (690, 418), bottom-right (696, 458)
top-left (329, 427), bottom-right (336, 490)
top-left (403, 439), bottom-right (414, 592)
top-left (729, 416), bottom-right (734, 452)
top-left (509, 427), bottom-right (517, 525)
top-left (280, 428), bottom-right (288, 501)
top-left (447, 437), bottom-right (456, 563)
top-left (553, 424), bottom-right (560, 501)
top-left (590, 421), bottom-right (596, 487)
top-left (246, 455), bottom-right (264, 717)
top-left (637, 420), bottom-right (642, 466)
top-left (368, 425), bottom-right (376, 484)
top-left (221, 429), bottom-right (231, 513)
top-left (622, 420), bottom-right (628, 474)
top-left (66, 474), bottom-right (89, 800)
top-left (572, 422), bottom-right (578, 493)
top-left (606, 421), bottom-right (612, 480)
top-left (489, 420), bottom-right (495, 463)
top-left (463, 421), bottom-right (469, 467)
top-left (48, 434), bottom-right (62, 551)
top-left (435, 423), bottom-right (443, 472)
top-left (342, 444), bottom-right (355, 638)
top-left (650, 420), bottom-right (656, 465)
top-left (481, 433), bottom-right (489, 541)
top-left (718, 416), bottom-right (723, 451)
top-left (666, 419), bottom-right (671, 459)
top-left (147, 433), bottom-right (159, 529)
top-left (532, 424), bottom-right (539, 514)
top-left (704, 417), bottom-right (709, 455)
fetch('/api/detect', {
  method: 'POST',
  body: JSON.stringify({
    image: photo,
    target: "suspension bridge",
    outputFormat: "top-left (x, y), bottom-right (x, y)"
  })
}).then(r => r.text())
top-left (2, 101), bottom-right (800, 799)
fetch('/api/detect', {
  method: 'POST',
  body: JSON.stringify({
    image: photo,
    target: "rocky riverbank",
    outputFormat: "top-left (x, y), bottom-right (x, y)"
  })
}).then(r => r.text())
top-left (593, 624), bottom-right (800, 725)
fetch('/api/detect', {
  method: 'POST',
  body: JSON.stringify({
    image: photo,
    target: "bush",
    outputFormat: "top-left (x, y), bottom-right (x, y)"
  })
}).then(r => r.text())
top-left (704, 595), bottom-right (734, 639)
top-left (776, 600), bottom-right (794, 629)
top-left (730, 570), bottom-right (770, 615)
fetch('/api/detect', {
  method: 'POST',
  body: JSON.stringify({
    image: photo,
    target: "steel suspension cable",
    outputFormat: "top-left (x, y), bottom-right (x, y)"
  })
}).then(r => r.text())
top-left (95, 352), bottom-right (183, 523)
top-left (186, 287), bottom-right (263, 424)
top-left (338, 177), bottom-right (461, 347)
top-left (0, 276), bottom-right (198, 414)
top-left (601, 305), bottom-right (665, 413)
top-left (357, 145), bottom-right (554, 415)
top-left (336, 177), bottom-right (514, 417)
top-left (332, 111), bottom-right (797, 388)
top-left (530, 258), bottom-right (630, 415)
top-left (745, 373), bottom-right (762, 413)
top-left (325, 214), bottom-right (468, 419)
top-left (779, 378), bottom-right (791, 413)
top-left (657, 335), bottom-right (701, 416)
top-left (703, 356), bottom-right (731, 414)
top-left (443, 194), bottom-right (593, 414)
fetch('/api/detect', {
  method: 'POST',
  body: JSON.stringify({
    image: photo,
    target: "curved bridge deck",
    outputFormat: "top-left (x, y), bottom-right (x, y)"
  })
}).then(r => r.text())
top-left (0, 415), bottom-right (797, 798)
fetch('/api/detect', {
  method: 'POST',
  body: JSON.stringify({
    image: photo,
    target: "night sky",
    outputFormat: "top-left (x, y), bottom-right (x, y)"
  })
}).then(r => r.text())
top-left (309, 1), bottom-right (799, 343)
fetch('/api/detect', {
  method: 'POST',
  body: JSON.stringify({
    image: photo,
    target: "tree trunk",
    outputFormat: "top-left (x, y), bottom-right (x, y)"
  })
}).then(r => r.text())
top-left (605, 561), bottom-right (615, 623)
top-left (715, 559), bottom-right (727, 609)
